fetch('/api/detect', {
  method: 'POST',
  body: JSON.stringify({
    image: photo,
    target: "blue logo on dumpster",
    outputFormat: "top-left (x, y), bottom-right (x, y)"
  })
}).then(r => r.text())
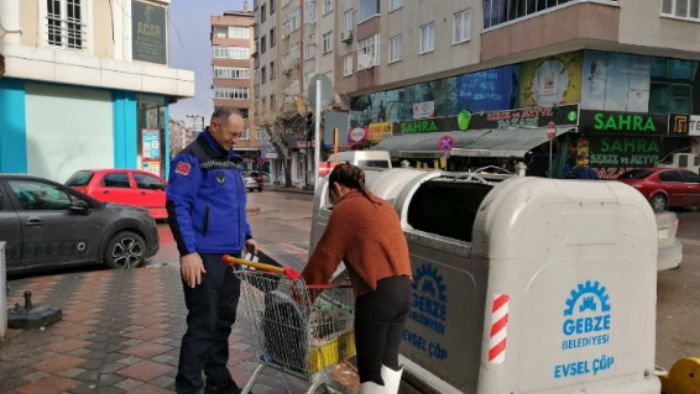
top-left (402, 263), bottom-right (449, 361)
top-left (409, 264), bottom-right (447, 335)
top-left (555, 280), bottom-right (614, 379)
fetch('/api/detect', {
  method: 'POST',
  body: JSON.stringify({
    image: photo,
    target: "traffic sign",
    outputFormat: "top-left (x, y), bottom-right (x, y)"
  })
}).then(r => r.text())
top-left (438, 135), bottom-right (455, 152)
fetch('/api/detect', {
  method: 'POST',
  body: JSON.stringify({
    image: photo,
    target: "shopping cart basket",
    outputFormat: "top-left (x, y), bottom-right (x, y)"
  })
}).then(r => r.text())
top-left (223, 255), bottom-right (357, 394)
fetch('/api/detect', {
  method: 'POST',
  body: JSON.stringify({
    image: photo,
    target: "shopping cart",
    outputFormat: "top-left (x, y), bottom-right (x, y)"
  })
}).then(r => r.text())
top-left (223, 255), bottom-right (357, 394)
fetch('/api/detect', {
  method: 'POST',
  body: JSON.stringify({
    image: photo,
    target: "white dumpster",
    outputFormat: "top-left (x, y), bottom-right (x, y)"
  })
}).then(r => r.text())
top-left (311, 169), bottom-right (660, 394)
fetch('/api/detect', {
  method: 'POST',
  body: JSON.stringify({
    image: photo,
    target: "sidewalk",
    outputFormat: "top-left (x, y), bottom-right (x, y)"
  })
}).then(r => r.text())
top-left (0, 266), bottom-right (308, 394)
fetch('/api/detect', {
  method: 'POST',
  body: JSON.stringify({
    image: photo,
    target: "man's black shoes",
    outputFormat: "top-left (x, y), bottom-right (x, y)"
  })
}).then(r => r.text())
top-left (204, 381), bottom-right (250, 394)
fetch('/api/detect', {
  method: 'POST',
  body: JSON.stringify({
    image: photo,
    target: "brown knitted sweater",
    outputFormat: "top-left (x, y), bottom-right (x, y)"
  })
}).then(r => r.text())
top-left (301, 190), bottom-right (412, 297)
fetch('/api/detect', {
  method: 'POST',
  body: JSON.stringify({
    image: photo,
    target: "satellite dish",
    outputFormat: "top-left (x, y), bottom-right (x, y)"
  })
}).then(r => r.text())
top-left (358, 54), bottom-right (372, 70)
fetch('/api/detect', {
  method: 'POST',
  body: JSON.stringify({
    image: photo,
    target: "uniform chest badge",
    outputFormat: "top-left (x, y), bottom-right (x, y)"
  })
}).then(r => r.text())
top-left (216, 172), bottom-right (226, 184)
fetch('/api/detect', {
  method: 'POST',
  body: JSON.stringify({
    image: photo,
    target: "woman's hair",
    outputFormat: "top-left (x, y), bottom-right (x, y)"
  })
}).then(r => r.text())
top-left (328, 163), bottom-right (378, 203)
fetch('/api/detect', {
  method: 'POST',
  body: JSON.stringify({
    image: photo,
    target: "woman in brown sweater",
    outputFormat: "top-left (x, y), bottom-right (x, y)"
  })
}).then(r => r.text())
top-left (301, 163), bottom-right (412, 394)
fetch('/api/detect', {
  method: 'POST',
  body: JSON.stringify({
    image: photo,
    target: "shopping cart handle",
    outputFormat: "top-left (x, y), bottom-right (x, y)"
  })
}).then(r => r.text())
top-left (222, 255), bottom-right (302, 281)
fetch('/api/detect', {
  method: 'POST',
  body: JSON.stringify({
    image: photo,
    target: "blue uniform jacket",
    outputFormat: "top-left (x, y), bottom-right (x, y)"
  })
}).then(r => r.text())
top-left (166, 130), bottom-right (252, 256)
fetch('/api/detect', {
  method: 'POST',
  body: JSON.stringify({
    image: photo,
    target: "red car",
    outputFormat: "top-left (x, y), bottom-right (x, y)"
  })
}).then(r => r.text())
top-left (615, 168), bottom-right (700, 210)
top-left (66, 169), bottom-right (168, 219)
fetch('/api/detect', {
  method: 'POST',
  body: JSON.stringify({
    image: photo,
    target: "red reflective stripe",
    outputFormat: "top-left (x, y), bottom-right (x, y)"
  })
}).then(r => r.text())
top-left (490, 314), bottom-right (508, 337)
top-left (492, 294), bottom-right (509, 312)
top-left (488, 338), bottom-right (507, 361)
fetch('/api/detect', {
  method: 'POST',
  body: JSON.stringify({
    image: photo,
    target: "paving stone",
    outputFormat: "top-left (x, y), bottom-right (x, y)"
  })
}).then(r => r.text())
top-left (96, 386), bottom-right (125, 394)
top-left (97, 373), bottom-right (125, 387)
top-left (100, 361), bottom-right (127, 374)
top-left (31, 355), bottom-right (87, 374)
top-left (119, 343), bottom-right (172, 359)
top-left (116, 356), bottom-right (143, 366)
top-left (59, 368), bottom-right (87, 379)
top-left (116, 360), bottom-right (174, 382)
top-left (15, 376), bottom-right (79, 394)
top-left (114, 378), bottom-right (143, 391)
top-left (122, 383), bottom-right (171, 394)
top-left (46, 339), bottom-right (94, 354)
top-left (148, 375), bottom-right (175, 390)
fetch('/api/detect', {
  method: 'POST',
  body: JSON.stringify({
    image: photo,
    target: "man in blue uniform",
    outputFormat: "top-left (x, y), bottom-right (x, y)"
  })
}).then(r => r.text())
top-left (167, 107), bottom-right (259, 394)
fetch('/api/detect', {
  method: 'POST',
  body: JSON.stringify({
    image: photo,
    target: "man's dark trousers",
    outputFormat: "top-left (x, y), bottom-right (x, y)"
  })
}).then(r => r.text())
top-left (176, 253), bottom-right (241, 394)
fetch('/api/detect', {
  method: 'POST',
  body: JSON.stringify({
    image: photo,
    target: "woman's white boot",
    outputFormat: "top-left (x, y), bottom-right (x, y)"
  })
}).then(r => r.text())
top-left (360, 381), bottom-right (386, 394)
top-left (381, 365), bottom-right (403, 394)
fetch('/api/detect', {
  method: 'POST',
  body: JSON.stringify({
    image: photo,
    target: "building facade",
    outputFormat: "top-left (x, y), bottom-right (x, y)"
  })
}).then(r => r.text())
top-left (336, 0), bottom-right (700, 178)
top-left (211, 8), bottom-right (263, 170)
top-left (0, 0), bottom-right (194, 182)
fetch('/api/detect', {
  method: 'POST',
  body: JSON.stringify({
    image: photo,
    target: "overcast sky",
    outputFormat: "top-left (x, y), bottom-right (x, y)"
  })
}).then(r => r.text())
top-left (168, 0), bottom-right (248, 129)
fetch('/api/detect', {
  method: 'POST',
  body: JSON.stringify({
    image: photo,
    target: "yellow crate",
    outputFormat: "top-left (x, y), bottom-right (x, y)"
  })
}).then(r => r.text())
top-left (308, 329), bottom-right (356, 373)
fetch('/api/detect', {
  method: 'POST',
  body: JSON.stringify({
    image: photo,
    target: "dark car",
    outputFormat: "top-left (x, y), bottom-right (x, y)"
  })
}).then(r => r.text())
top-left (0, 174), bottom-right (159, 275)
top-left (615, 168), bottom-right (700, 210)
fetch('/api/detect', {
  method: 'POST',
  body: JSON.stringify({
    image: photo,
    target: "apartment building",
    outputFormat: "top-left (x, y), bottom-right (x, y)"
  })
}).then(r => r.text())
top-left (336, 0), bottom-right (700, 179)
top-left (253, 0), bottom-right (280, 180)
top-left (211, 7), bottom-right (262, 169)
top-left (0, 0), bottom-right (194, 181)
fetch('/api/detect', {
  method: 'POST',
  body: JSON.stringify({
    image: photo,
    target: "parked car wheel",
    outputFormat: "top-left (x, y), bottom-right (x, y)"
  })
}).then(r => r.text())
top-left (651, 194), bottom-right (668, 211)
top-left (258, 186), bottom-right (263, 192)
top-left (105, 231), bottom-right (146, 269)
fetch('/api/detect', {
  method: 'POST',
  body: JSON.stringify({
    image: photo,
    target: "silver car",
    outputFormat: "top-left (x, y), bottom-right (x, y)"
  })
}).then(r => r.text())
top-left (655, 210), bottom-right (683, 270)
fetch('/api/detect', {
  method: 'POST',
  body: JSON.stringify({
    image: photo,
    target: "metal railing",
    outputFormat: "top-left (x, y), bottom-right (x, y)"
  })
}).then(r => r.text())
top-left (46, 14), bottom-right (88, 50)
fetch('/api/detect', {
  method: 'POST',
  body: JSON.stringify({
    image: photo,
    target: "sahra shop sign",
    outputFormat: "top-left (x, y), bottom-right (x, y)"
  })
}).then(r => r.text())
top-left (580, 110), bottom-right (667, 135)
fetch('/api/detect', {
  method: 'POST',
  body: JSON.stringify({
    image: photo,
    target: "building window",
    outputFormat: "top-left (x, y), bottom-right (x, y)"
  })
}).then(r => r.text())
top-left (357, 34), bottom-right (379, 69)
top-left (271, 0), bottom-right (276, 14)
top-left (270, 28), bottom-right (276, 47)
top-left (282, 53), bottom-right (290, 71)
top-left (214, 86), bottom-right (250, 100)
top-left (324, 0), bottom-right (334, 14)
top-left (261, 4), bottom-right (267, 22)
top-left (454, 10), bottom-right (471, 43)
top-left (389, 34), bottom-right (402, 63)
top-left (359, 0), bottom-right (379, 22)
top-left (291, 42), bottom-right (301, 60)
top-left (663, 0), bottom-right (700, 19)
top-left (306, 0), bottom-right (316, 22)
top-left (343, 54), bottom-right (353, 76)
top-left (344, 9), bottom-right (354, 31)
top-left (214, 26), bottom-right (227, 38)
top-left (261, 36), bottom-right (267, 54)
top-left (257, 130), bottom-right (264, 140)
top-left (261, 66), bottom-right (267, 83)
top-left (323, 31), bottom-right (333, 53)
top-left (262, 97), bottom-right (266, 112)
top-left (390, 0), bottom-right (403, 11)
top-left (229, 26), bottom-right (250, 39)
top-left (214, 67), bottom-right (250, 79)
top-left (270, 94), bottom-right (276, 109)
top-left (291, 7), bottom-right (301, 31)
top-left (420, 23), bottom-right (435, 54)
top-left (270, 61), bottom-right (276, 79)
top-left (282, 20), bottom-right (291, 38)
top-left (47, 0), bottom-right (86, 50)
top-left (305, 43), bottom-right (316, 59)
top-left (214, 46), bottom-right (250, 59)
top-left (483, 0), bottom-right (618, 29)
top-left (241, 128), bottom-right (250, 140)
top-left (254, 68), bottom-right (261, 85)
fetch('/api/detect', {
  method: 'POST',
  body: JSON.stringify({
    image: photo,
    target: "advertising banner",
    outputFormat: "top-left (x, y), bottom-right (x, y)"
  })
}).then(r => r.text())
top-left (369, 122), bottom-right (394, 142)
top-left (413, 101), bottom-right (435, 119)
top-left (141, 129), bottom-right (161, 160)
top-left (520, 52), bottom-right (582, 108)
top-left (581, 51), bottom-right (651, 113)
top-left (579, 110), bottom-right (667, 135)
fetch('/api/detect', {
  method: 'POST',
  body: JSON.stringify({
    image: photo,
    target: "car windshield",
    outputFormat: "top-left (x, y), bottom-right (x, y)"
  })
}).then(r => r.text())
top-left (617, 170), bottom-right (654, 180)
top-left (66, 171), bottom-right (94, 186)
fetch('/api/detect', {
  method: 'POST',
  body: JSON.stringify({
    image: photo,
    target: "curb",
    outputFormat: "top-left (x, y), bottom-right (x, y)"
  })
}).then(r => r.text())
top-left (265, 187), bottom-right (314, 196)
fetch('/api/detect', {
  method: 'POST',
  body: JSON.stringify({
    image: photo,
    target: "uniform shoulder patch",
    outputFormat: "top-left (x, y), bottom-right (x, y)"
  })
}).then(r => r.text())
top-left (175, 161), bottom-right (192, 176)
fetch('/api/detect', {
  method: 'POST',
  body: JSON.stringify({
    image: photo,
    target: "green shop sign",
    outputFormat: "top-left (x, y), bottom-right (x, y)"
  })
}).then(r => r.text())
top-left (580, 110), bottom-right (667, 135)
top-left (132, 1), bottom-right (167, 65)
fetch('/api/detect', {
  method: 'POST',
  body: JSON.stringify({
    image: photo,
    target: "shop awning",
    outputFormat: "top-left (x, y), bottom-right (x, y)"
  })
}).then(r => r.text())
top-left (371, 127), bottom-right (576, 159)
top-left (450, 127), bottom-right (577, 158)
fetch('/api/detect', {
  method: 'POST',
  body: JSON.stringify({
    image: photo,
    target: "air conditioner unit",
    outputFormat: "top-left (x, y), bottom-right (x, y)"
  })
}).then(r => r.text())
top-left (340, 30), bottom-right (353, 43)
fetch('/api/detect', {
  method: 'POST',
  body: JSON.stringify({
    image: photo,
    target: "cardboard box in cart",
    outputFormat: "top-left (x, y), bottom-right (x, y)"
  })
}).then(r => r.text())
top-left (311, 169), bottom-right (661, 394)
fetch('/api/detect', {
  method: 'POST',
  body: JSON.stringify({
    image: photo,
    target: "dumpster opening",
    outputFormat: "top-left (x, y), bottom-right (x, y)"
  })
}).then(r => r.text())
top-left (407, 180), bottom-right (493, 243)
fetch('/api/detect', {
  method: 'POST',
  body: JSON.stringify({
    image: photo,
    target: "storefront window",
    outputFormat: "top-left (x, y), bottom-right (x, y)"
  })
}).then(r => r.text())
top-left (137, 96), bottom-right (166, 178)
